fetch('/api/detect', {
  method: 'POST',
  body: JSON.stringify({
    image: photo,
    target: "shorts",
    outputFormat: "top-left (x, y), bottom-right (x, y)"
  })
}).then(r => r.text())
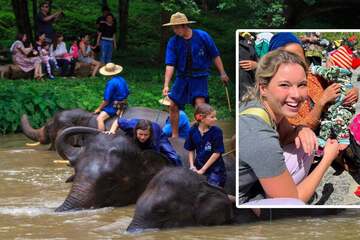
top-left (168, 75), bottom-right (209, 110)
top-left (103, 105), bottom-right (117, 117)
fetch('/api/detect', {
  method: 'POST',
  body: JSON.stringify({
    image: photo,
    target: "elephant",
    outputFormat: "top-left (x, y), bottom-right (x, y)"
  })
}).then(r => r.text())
top-left (127, 167), bottom-right (234, 231)
top-left (55, 126), bottom-right (171, 211)
top-left (127, 160), bottom-right (343, 232)
top-left (54, 124), bottom-right (235, 212)
top-left (21, 107), bottom-right (169, 149)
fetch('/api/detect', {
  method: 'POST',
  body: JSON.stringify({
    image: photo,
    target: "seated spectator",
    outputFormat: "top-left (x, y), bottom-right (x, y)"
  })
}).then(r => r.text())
top-left (50, 33), bottom-right (73, 76)
top-left (35, 33), bottom-right (59, 79)
top-left (78, 34), bottom-right (101, 77)
top-left (10, 33), bottom-right (43, 79)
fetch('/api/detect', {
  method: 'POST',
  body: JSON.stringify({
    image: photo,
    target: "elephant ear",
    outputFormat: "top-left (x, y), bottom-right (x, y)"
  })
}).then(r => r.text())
top-left (140, 150), bottom-right (170, 177)
top-left (193, 182), bottom-right (233, 226)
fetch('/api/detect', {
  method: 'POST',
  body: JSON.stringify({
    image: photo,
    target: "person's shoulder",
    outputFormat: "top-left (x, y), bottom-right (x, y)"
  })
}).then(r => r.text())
top-left (194, 29), bottom-right (211, 37)
top-left (210, 126), bottom-right (223, 135)
top-left (189, 125), bottom-right (199, 133)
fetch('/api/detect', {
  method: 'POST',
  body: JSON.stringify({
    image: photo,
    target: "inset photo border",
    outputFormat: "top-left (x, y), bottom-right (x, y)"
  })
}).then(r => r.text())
top-left (236, 29), bottom-right (360, 208)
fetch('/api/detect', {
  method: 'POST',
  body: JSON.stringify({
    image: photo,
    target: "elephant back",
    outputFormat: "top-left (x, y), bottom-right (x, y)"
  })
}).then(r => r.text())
top-left (122, 107), bottom-right (168, 128)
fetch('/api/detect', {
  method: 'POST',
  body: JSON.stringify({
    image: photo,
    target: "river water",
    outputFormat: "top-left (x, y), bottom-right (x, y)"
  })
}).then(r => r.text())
top-left (1, 123), bottom-right (360, 239)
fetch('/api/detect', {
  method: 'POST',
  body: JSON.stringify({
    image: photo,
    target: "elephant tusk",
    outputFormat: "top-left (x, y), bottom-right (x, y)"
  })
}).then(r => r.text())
top-left (25, 142), bottom-right (41, 147)
top-left (53, 160), bottom-right (70, 164)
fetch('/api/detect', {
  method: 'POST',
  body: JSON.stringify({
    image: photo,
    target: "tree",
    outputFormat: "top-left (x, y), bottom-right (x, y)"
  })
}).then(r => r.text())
top-left (11, 0), bottom-right (33, 43)
top-left (32, 0), bottom-right (38, 38)
top-left (118, 0), bottom-right (129, 49)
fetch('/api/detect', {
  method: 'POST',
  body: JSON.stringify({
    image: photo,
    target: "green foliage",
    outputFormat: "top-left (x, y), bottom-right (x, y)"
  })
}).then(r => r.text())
top-left (161, 0), bottom-right (200, 16)
top-left (243, 0), bottom-right (285, 28)
top-left (0, 67), bottom-right (235, 134)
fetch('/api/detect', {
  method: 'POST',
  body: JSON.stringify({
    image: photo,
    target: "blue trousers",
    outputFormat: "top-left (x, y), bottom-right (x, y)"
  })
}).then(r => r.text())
top-left (100, 39), bottom-right (113, 64)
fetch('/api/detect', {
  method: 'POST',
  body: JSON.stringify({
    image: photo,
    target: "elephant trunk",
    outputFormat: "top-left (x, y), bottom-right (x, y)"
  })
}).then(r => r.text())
top-left (21, 115), bottom-right (48, 143)
top-left (55, 182), bottom-right (95, 212)
top-left (55, 126), bottom-right (99, 164)
top-left (127, 218), bottom-right (148, 233)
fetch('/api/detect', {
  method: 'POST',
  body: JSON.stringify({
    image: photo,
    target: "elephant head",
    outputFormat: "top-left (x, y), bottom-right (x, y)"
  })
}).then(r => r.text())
top-left (55, 126), bottom-right (169, 212)
top-left (127, 167), bottom-right (233, 232)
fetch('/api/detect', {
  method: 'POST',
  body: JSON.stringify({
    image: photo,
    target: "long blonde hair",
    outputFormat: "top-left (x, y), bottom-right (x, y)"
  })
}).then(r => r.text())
top-left (242, 49), bottom-right (308, 102)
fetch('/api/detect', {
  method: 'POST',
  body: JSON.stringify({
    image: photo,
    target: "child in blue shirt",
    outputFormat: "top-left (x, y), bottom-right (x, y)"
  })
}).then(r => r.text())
top-left (95, 63), bottom-right (129, 130)
top-left (184, 103), bottom-right (226, 187)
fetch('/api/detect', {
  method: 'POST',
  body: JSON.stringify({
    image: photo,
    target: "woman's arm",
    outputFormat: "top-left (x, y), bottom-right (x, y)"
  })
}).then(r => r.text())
top-left (259, 139), bottom-right (339, 202)
top-left (289, 78), bottom-right (340, 129)
top-left (108, 119), bottom-right (119, 134)
top-left (278, 118), bottom-right (317, 155)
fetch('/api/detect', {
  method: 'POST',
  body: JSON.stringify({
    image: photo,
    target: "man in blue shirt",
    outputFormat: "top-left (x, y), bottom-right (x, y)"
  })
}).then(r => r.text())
top-left (159, 96), bottom-right (190, 139)
top-left (161, 12), bottom-right (229, 138)
top-left (95, 63), bottom-right (129, 131)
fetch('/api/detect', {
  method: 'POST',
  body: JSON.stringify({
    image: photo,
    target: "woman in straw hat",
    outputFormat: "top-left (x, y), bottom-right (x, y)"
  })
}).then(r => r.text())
top-left (94, 62), bottom-right (129, 131)
top-left (161, 12), bottom-right (229, 138)
top-left (159, 96), bottom-right (190, 139)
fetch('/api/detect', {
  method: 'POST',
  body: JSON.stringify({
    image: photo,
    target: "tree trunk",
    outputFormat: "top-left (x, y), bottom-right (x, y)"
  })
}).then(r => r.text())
top-left (118, 0), bottom-right (129, 49)
top-left (32, 0), bottom-right (38, 38)
top-left (11, 0), bottom-right (33, 43)
top-left (158, 10), bottom-right (171, 64)
top-left (101, 0), bottom-right (108, 7)
top-left (202, 0), bottom-right (208, 12)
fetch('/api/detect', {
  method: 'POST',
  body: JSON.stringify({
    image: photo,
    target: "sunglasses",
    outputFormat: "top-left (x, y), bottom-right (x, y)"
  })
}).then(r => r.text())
top-left (42, 5), bottom-right (49, 8)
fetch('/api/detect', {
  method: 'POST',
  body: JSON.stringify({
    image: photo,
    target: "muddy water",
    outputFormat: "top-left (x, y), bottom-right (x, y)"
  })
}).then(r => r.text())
top-left (1, 124), bottom-right (360, 239)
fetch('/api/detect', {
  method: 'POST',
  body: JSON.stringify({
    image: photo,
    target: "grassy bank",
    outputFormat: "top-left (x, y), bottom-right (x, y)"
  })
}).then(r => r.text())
top-left (0, 67), bottom-right (235, 134)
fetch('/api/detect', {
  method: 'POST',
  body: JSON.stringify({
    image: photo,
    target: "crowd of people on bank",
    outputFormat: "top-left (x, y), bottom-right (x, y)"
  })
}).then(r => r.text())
top-left (239, 31), bottom-right (360, 206)
top-left (9, 2), bottom-right (116, 79)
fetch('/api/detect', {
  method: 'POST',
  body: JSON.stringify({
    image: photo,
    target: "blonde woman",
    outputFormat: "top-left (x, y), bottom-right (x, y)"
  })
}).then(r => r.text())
top-left (238, 50), bottom-right (339, 205)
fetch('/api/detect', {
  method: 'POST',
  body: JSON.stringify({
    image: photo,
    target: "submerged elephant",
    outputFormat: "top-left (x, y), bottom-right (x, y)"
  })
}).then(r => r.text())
top-left (127, 167), bottom-right (234, 231)
top-left (21, 107), bottom-right (168, 149)
top-left (55, 126), bottom-right (171, 211)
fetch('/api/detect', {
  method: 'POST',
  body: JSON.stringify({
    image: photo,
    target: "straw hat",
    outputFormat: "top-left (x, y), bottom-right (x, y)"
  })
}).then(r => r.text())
top-left (158, 96), bottom-right (171, 106)
top-left (162, 12), bottom-right (196, 27)
top-left (99, 63), bottom-right (123, 76)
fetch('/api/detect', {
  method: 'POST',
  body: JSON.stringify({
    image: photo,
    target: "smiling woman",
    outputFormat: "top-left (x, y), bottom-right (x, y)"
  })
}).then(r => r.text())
top-left (238, 49), bottom-right (340, 206)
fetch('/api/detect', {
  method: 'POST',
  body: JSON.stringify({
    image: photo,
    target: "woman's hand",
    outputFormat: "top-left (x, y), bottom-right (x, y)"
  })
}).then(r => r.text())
top-left (343, 87), bottom-right (359, 106)
top-left (319, 83), bottom-right (340, 106)
top-left (239, 60), bottom-right (257, 71)
top-left (323, 139), bottom-right (340, 163)
top-left (294, 126), bottom-right (318, 155)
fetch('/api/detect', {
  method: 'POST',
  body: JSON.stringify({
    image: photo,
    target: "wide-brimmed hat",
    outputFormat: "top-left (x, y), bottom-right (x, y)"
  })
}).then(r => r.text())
top-left (99, 63), bottom-right (123, 76)
top-left (162, 12), bottom-right (196, 27)
top-left (158, 96), bottom-right (171, 106)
